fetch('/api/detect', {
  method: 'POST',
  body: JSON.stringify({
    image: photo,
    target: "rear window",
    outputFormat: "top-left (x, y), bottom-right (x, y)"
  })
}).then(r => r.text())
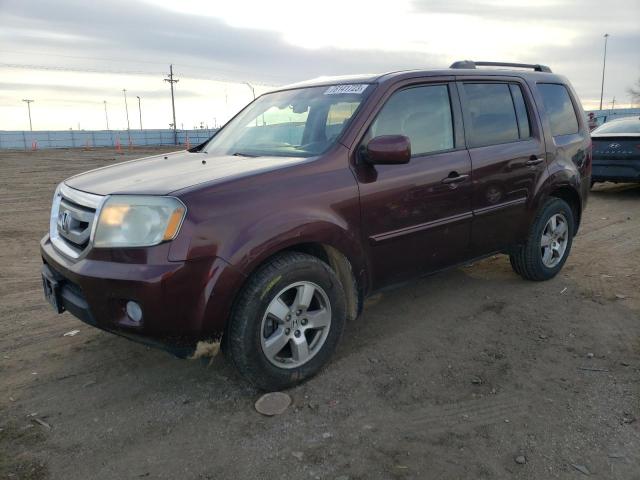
top-left (593, 119), bottom-right (640, 134)
top-left (537, 83), bottom-right (579, 136)
top-left (462, 83), bottom-right (530, 147)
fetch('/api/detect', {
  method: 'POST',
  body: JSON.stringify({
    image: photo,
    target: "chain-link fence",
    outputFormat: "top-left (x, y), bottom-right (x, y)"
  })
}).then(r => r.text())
top-left (0, 129), bottom-right (218, 150)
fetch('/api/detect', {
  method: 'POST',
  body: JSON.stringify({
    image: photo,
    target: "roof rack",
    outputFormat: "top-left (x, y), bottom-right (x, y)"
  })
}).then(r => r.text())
top-left (450, 60), bottom-right (552, 73)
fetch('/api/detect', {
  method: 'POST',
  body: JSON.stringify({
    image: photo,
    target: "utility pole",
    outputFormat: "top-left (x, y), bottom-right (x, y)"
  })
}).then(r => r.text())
top-left (122, 88), bottom-right (131, 146)
top-left (136, 96), bottom-right (143, 130)
top-left (599, 33), bottom-right (609, 111)
top-left (610, 96), bottom-right (616, 112)
top-left (164, 64), bottom-right (179, 145)
top-left (22, 99), bottom-right (34, 131)
top-left (103, 100), bottom-right (110, 130)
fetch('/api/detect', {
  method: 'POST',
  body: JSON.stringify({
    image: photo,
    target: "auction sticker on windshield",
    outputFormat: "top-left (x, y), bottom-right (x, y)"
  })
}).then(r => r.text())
top-left (324, 84), bottom-right (368, 95)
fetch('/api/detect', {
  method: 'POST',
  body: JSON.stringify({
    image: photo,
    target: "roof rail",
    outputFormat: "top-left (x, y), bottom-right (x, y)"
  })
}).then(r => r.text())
top-left (450, 60), bottom-right (552, 73)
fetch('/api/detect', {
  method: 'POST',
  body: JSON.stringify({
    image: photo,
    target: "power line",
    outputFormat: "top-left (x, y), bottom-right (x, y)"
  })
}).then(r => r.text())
top-left (164, 64), bottom-right (179, 145)
top-left (0, 62), bottom-right (156, 76)
top-left (0, 49), bottom-right (288, 84)
top-left (0, 61), bottom-right (281, 86)
top-left (0, 50), bottom-right (172, 67)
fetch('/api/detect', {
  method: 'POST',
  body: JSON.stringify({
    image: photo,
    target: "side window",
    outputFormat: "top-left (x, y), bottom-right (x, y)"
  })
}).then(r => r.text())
top-left (462, 83), bottom-right (519, 147)
top-left (369, 85), bottom-right (454, 156)
top-left (537, 83), bottom-right (579, 136)
top-left (509, 84), bottom-right (531, 139)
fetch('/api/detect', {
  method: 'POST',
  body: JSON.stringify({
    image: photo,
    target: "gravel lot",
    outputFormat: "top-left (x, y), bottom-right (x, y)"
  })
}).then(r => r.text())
top-left (1, 147), bottom-right (639, 479)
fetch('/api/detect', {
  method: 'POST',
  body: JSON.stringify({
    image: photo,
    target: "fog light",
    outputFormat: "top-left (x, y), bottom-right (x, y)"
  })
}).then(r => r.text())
top-left (126, 301), bottom-right (143, 323)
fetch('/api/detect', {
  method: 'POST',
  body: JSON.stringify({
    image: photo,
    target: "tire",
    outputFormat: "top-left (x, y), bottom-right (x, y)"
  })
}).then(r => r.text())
top-left (509, 198), bottom-right (575, 281)
top-left (227, 252), bottom-right (347, 391)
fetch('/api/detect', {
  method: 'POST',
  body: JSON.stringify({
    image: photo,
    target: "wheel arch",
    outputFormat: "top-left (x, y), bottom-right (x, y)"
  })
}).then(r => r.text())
top-left (547, 185), bottom-right (582, 234)
top-left (218, 239), bottom-right (363, 355)
top-left (535, 166), bottom-right (584, 236)
top-left (243, 241), bottom-right (363, 323)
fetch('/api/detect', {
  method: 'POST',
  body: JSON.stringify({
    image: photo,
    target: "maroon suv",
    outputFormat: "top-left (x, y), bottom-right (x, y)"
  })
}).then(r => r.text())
top-left (41, 60), bottom-right (591, 390)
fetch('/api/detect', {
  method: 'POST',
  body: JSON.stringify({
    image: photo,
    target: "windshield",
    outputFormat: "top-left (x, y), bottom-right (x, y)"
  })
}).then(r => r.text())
top-left (593, 118), bottom-right (640, 134)
top-left (203, 84), bottom-right (371, 157)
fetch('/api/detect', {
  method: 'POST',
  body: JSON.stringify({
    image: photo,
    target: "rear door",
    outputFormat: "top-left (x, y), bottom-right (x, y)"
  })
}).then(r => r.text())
top-left (458, 79), bottom-right (547, 256)
top-left (535, 82), bottom-right (592, 187)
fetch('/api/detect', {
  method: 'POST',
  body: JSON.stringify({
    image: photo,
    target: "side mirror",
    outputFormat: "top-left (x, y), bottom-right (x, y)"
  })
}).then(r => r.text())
top-left (364, 135), bottom-right (411, 165)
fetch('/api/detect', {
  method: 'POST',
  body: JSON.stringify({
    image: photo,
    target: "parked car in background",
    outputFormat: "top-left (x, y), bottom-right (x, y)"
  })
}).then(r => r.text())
top-left (591, 116), bottom-right (640, 185)
top-left (41, 60), bottom-right (591, 390)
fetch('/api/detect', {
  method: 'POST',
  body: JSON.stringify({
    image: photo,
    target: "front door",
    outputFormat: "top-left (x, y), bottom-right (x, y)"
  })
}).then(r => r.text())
top-left (352, 82), bottom-right (473, 290)
top-left (457, 80), bottom-right (547, 256)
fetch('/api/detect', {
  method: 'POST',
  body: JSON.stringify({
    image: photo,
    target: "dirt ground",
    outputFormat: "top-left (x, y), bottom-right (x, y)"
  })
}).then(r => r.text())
top-left (1, 147), bottom-right (639, 480)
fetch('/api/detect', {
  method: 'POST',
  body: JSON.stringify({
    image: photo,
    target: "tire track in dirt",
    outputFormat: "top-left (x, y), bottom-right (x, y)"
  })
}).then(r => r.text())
top-left (391, 394), bottom-right (530, 434)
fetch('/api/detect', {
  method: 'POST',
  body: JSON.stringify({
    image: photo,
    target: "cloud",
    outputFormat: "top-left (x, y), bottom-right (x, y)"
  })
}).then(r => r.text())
top-left (411, 0), bottom-right (638, 30)
top-left (0, 0), bottom-right (638, 129)
top-left (0, 0), bottom-right (439, 84)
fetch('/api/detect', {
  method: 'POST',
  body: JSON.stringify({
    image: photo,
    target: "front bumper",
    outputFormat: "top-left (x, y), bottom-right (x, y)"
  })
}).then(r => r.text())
top-left (592, 158), bottom-right (640, 183)
top-left (40, 235), bottom-right (245, 357)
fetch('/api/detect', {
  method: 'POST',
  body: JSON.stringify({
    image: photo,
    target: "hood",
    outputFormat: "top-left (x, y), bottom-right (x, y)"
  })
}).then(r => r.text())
top-left (64, 150), bottom-right (308, 196)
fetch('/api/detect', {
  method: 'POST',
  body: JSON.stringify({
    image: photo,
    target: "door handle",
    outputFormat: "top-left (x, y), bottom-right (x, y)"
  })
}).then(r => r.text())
top-left (441, 173), bottom-right (469, 185)
top-left (525, 156), bottom-right (545, 166)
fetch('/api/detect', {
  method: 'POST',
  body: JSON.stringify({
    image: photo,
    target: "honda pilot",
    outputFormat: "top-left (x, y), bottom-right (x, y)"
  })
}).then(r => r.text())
top-left (41, 60), bottom-right (591, 390)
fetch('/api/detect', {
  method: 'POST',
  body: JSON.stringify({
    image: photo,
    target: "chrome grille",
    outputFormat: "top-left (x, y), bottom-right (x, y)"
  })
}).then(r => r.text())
top-left (50, 184), bottom-right (105, 259)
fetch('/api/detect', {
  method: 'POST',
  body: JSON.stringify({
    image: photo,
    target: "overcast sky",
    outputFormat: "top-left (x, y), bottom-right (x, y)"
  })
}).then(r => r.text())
top-left (1, 0), bottom-right (638, 131)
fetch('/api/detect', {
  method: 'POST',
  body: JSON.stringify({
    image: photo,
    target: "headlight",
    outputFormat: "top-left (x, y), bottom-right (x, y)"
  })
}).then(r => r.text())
top-left (94, 195), bottom-right (186, 248)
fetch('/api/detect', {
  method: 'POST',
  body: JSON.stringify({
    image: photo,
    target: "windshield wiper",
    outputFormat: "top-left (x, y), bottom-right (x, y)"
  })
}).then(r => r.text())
top-left (231, 151), bottom-right (259, 158)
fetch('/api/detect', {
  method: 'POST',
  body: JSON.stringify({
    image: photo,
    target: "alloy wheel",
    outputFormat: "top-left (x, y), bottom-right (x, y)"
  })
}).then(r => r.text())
top-left (540, 213), bottom-right (569, 268)
top-left (260, 281), bottom-right (332, 369)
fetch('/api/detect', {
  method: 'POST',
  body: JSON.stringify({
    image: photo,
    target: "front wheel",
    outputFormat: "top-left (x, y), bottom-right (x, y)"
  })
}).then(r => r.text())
top-left (509, 198), bottom-right (575, 281)
top-left (227, 252), bottom-right (346, 391)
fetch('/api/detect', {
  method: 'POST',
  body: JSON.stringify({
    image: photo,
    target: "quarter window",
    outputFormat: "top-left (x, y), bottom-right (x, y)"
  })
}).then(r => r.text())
top-left (537, 83), bottom-right (579, 137)
top-left (369, 85), bottom-right (454, 156)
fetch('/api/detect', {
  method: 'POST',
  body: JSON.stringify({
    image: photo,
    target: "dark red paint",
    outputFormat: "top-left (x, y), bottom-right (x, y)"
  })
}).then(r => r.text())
top-left (365, 135), bottom-right (411, 165)
top-left (40, 67), bottom-right (591, 353)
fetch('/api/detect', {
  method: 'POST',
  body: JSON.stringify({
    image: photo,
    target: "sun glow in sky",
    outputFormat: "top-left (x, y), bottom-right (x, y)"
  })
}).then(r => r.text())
top-left (0, 0), bottom-right (638, 131)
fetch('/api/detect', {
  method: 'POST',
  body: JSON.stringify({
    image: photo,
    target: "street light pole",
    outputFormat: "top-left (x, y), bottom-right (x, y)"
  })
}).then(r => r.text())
top-left (103, 100), bottom-right (110, 130)
top-left (123, 89), bottom-right (131, 145)
top-left (243, 81), bottom-right (256, 100)
top-left (599, 33), bottom-right (609, 111)
top-left (136, 96), bottom-right (143, 130)
top-left (244, 82), bottom-right (258, 126)
top-left (22, 99), bottom-right (34, 131)
top-left (122, 89), bottom-right (131, 131)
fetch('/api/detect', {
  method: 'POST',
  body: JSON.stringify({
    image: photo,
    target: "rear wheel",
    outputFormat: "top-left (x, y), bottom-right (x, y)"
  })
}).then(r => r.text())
top-left (227, 252), bottom-right (346, 391)
top-left (509, 198), bottom-right (574, 281)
